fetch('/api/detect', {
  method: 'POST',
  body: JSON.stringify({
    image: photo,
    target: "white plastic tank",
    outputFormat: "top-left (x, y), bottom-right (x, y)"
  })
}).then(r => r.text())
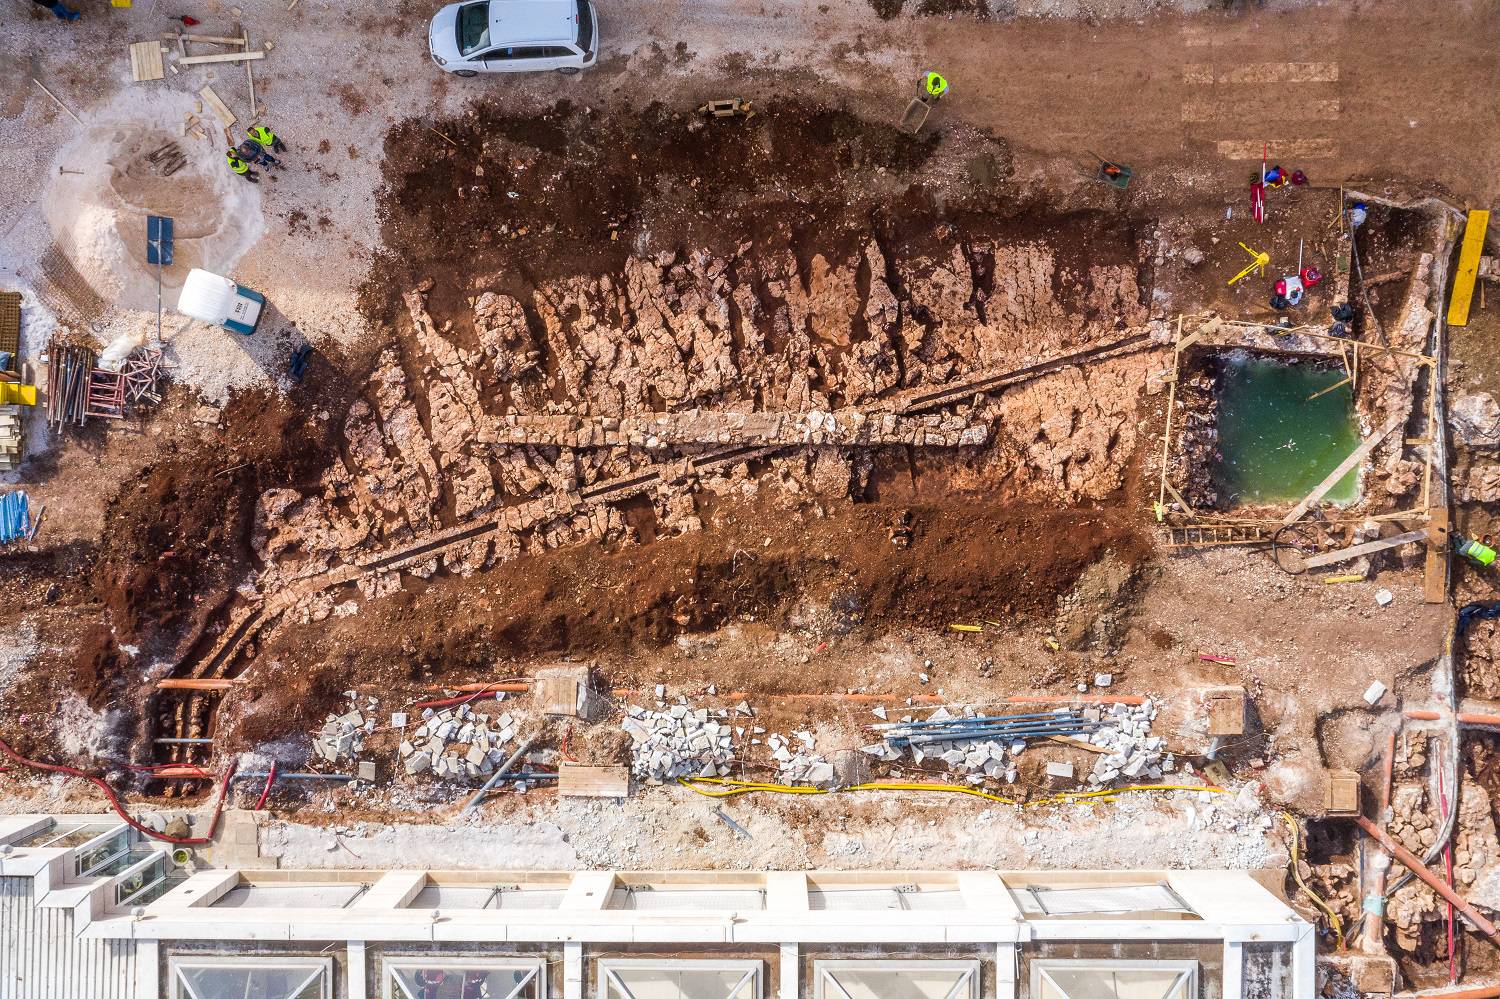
top-left (176, 268), bottom-right (265, 335)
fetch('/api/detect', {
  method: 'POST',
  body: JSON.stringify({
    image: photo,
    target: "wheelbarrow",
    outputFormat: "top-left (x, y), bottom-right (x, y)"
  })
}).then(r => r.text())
top-left (898, 95), bottom-right (936, 136)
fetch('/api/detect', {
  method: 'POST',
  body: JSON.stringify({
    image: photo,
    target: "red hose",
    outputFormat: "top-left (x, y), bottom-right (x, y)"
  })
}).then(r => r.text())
top-left (410, 690), bottom-right (507, 711)
top-left (253, 762), bottom-right (277, 810)
top-left (0, 735), bottom-right (234, 846)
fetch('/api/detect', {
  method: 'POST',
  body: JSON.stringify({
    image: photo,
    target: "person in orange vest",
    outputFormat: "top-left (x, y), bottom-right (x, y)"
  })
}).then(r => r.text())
top-left (225, 149), bottom-right (259, 183)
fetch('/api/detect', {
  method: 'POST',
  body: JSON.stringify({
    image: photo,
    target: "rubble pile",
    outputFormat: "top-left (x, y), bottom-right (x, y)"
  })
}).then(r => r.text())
top-left (1086, 701), bottom-right (1172, 785)
top-left (398, 698), bottom-right (522, 781)
top-left (312, 692), bottom-right (379, 763)
top-left (623, 696), bottom-right (757, 781)
top-left (768, 731), bottom-right (835, 785)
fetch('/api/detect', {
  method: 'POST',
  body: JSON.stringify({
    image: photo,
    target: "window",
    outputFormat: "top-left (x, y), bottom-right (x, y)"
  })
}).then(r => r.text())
top-left (170, 957), bottom-right (332, 999)
top-left (74, 827), bottom-right (132, 878)
top-left (575, 0), bottom-right (593, 54)
top-left (1025, 884), bottom-right (1192, 917)
top-left (1032, 961), bottom-right (1197, 999)
top-left (816, 960), bottom-right (978, 999)
top-left (599, 959), bottom-right (761, 999)
top-left (482, 46), bottom-right (555, 61)
top-left (384, 958), bottom-right (543, 999)
top-left (457, 2), bottom-right (490, 56)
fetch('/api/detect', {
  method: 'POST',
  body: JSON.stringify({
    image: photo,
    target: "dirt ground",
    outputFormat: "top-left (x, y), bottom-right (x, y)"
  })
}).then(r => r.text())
top-left (0, 0), bottom-right (1497, 985)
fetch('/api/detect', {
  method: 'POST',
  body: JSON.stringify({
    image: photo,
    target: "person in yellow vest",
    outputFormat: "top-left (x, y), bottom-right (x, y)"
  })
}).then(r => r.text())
top-left (1454, 533), bottom-right (1498, 568)
top-left (247, 124), bottom-right (287, 154)
top-left (923, 71), bottom-right (949, 101)
top-left (225, 149), bottom-right (259, 184)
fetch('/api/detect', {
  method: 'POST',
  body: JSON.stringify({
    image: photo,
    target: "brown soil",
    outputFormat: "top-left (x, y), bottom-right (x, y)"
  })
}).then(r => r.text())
top-left (230, 494), bottom-right (1146, 740)
top-left (363, 97), bottom-right (1005, 326)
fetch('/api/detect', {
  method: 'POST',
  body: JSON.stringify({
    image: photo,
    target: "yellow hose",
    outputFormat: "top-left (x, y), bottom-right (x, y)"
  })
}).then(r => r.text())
top-left (680, 777), bottom-right (1230, 810)
top-left (1281, 811), bottom-right (1344, 944)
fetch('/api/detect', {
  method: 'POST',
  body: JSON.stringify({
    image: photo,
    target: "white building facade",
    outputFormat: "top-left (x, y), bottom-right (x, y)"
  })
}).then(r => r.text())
top-left (1, 815), bottom-right (1314, 999)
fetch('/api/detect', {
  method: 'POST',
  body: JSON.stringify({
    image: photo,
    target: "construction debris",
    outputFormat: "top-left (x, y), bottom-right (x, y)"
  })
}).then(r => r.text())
top-left (624, 702), bottom-right (740, 782)
top-left (1086, 701), bottom-right (1168, 786)
top-left (397, 696), bottom-right (529, 781)
top-left (312, 692), bottom-right (379, 763)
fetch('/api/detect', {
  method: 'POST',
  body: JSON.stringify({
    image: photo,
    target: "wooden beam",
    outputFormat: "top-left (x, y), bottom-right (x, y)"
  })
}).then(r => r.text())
top-left (1305, 375), bottom-right (1352, 402)
top-left (1157, 315), bottom-right (1184, 509)
top-left (177, 50), bottom-right (265, 66)
top-left (199, 85), bottom-right (235, 128)
top-left (1300, 529), bottom-right (1429, 569)
top-left (167, 31), bottom-right (253, 44)
top-left (1424, 505), bottom-right (1450, 605)
top-left (1281, 414), bottom-right (1404, 526)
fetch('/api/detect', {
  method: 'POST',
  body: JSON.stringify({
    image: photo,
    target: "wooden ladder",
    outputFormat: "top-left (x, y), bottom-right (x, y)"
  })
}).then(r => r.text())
top-left (1166, 524), bottom-right (1268, 548)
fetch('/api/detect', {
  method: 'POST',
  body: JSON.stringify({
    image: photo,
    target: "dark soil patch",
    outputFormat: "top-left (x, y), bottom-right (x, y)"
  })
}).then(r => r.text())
top-left (243, 494), bottom-right (1148, 724)
top-left (362, 97), bottom-right (971, 327)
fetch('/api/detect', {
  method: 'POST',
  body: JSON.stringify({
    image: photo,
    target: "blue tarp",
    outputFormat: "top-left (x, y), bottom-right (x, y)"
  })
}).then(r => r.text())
top-left (0, 490), bottom-right (29, 544)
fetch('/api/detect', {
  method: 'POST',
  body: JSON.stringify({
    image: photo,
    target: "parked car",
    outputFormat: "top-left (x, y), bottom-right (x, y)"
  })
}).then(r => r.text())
top-left (429, 0), bottom-right (597, 76)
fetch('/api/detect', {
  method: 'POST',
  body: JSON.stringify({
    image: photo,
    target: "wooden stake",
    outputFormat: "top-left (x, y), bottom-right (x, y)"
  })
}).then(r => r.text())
top-left (31, 79), bottom-right (82, 125)
top-left (428, 127), bottom-right (460, 148)
top-left (242, 28), bottom-right (257, 119)
top-left (1305, 375), bottom-right (1352, 402)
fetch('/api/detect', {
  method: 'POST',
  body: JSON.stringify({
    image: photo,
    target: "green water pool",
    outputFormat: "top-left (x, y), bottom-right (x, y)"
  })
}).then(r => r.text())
top-left (1212, 353), bottom-right (1362, 507)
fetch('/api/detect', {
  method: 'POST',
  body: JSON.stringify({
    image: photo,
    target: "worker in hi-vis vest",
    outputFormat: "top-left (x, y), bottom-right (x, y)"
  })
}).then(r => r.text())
top-left (923, 71), bottom-right (949, 101)
top-left (1453, 533), bottom-right (1498, 568)
top-left (225, 149), bottom-right (259, 184)
top-left (247, 124), bottom-right (287, 154)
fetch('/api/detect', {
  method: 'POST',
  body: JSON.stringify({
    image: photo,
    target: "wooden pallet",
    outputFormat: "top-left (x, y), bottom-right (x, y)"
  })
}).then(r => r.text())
top-left (129, 41), bottom-right (165, 82)
top-left (1166, 524), bottom-right (1268, 548)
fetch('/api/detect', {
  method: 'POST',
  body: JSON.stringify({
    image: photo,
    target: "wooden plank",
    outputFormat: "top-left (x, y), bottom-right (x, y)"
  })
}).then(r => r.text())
top-left (557, 764), bottom-right (629, 799)
top-left (1301, 528), bottom-right (1429, 569)
top-left (199, 85), bottom-right (236, 128)
top-left (1448, 209), bottom-right (1491, 328)
top-left (1175, 327), bottom-right (1203, 353)
top-left (1425, 505), bottom-right (1450, 605)
top-left (177, 49), bottom-right (265, 66)
top-left (1281, 414), bottom-right (1403, 526)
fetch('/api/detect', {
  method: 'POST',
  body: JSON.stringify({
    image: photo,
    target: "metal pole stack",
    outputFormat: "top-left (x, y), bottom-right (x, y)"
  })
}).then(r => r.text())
top-left (874, 709), bottom-right (1098, 749)
top-left (45, 340), bottom-right (99, 429)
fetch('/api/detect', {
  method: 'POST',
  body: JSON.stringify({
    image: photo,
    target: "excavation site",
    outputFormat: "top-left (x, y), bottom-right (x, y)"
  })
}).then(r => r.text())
top-left (3, 3), bottom-right (1500, 998)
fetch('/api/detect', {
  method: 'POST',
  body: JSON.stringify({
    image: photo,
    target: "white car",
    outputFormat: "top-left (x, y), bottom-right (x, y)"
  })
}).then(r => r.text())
top-left (429, 0), bottom-right (598, 76)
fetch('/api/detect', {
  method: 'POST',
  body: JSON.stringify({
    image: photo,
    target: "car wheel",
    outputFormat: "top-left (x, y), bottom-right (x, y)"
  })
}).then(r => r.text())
top-left (453, 69), bottom-right (478, 77)
top-left (557, 66), bottom-right (581, 75)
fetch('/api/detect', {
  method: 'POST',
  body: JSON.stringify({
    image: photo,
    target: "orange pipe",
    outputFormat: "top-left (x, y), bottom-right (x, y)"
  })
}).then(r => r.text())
top-left (1406, 710), bottom-right (1500, 727)
top-left (155, 678), bottom-right (241, 690)
top-left (1005, 694), bottom-right (1147, 705)
top-left (423, 682), bottom-right (531, 693)
top-left (1355, 815), bottom-right (1500, 946)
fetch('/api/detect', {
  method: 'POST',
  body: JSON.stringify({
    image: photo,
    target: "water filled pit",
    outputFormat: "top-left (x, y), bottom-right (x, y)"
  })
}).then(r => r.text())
top-left (1212, 352), bottom-right (1363, 508)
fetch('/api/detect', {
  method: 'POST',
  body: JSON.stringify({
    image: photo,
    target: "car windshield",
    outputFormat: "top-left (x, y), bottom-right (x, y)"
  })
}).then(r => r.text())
top-left (457, 2), bottom-right (490, 56)
top-left (576, 0), bottom-right (593, 53)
